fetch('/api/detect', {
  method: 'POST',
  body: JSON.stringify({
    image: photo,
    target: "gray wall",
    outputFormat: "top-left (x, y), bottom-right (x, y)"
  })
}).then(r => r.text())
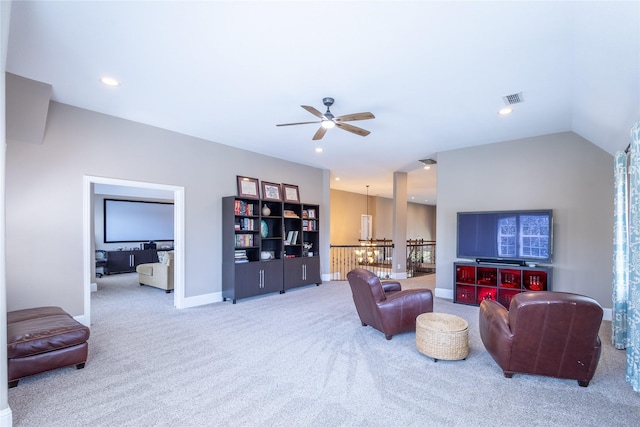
top-left (435, 132), bottom-right (614, 309)
top-left (5, 101), bottom-right (326, 315)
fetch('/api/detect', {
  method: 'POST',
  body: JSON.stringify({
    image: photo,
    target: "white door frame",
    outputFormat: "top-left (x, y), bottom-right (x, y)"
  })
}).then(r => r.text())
top-left (83, 176), bottom-right (186, 325)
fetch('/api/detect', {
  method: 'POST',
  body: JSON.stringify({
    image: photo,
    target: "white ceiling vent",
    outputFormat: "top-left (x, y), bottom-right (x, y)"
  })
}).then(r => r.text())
top-left (502, 92), bottom-right (524, 105)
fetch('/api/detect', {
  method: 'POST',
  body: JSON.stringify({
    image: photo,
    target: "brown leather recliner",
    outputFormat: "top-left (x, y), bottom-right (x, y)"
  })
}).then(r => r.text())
top-left (347, 268), bottom-right (433, 340)
top-left (479, 291), bottom-right (603, 387)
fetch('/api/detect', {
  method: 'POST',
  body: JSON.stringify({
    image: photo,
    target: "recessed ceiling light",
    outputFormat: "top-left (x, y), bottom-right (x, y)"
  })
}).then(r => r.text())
top-left (498, 107), bottom-right (513, 115)
top-left (315, 147), bottom-right (323, 153)
top-left (423, 165), bottom-right (431, 170)
top-left (100, 77), bottom-right (120, 87)
top-left (335, 177), bottom-right (340, 181)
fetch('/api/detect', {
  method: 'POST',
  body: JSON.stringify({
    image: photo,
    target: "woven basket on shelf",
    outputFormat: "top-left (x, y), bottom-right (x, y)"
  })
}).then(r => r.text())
top-left (416, 312), bottom-right (469, 361)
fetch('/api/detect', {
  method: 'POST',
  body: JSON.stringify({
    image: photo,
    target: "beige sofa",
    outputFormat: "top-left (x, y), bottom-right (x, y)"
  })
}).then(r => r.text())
top-left (136, 251), bottom-right (174, 293)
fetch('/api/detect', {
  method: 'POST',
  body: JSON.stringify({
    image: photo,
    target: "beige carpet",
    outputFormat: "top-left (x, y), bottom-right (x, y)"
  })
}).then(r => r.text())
top-left (7, 273), bottom-right (639, 426)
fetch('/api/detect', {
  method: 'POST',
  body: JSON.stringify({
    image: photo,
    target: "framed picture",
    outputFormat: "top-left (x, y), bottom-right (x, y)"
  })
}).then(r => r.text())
top-left (283, 183), bottom-right (300, 203)
top-left (308, 209), bottom-right (316, 219)
top-left (261, 181), bottom-right (282, 201)
top-left (236, 176), bottom-right (260, 199)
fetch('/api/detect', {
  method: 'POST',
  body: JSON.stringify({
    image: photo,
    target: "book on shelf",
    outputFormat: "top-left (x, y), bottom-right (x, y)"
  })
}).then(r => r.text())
top-left (237, 217), bottom-right (254, 230)
top-left (285, 231), bottom-right (294, 245)
top-left (303, 220), bottom-right (317, 231)
top-left (234, 200), bottom-right (254, 216)
top-left (283, 210), bottom-right (299, 218)
top-left (235, 234), bottom-right (254, 247)
top-left (285, 230), bottom-right (298, 245)
top-left (234, 249), bottom-right (249, 263)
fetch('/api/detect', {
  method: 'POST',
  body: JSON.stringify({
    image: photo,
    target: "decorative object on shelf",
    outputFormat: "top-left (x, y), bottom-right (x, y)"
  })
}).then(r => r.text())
top-left (262, 204), bottom-right (271, 216)
top-left (260, 251), bottom-right (274, 260)
top-left (236, 176), bottom-right (260, 199)
top-left (307, 209), bottom-right (316, 219)
top-left (303, 242), bottom-right (313, 257)
top-left (260, 220), bottom-right (269, 238)
top-left (261, 181), bottom-right (282, 201)
top-left (282, 183), bottom-right (300, 203)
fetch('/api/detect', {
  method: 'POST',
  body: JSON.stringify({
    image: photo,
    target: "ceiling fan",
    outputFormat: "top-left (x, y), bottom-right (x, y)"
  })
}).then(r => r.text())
top-left (276, 97), bottom-right (375, 140)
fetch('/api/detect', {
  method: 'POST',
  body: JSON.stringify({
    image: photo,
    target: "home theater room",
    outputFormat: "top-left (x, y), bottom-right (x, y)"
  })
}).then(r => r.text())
top-left (1, 1), bottom-right (639, 426)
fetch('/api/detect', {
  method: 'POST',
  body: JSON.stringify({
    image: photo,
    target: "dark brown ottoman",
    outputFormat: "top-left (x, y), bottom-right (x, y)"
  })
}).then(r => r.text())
top-left (7, 306), bottom-right (90, 388)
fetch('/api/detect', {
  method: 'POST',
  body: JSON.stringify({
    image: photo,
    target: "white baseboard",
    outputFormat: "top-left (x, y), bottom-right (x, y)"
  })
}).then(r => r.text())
top-left (322, 273), bottom-right (339, 281)
top-left (0, 407), bottom-right (12, 427)
top-left (435, 287), bottom-right (453, 300)
top-left (180, 291), bottom-right (223, 308)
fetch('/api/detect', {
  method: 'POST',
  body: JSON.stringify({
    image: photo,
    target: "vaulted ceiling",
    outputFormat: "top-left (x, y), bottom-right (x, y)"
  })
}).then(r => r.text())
top-left (6, 1), bottom-right (639, 204)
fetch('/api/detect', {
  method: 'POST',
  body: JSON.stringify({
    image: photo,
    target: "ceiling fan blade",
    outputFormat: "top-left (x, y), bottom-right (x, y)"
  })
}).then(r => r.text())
top-left (301, 105), bottom-right (324, 119)
top-left (335, 122), bottom-right (371, 137)
top-left (312, 126), bottom-right (327, 140)
top-left (276, 120), bottom-right (322, 127)
top-left (335, 112), bottom-right (375, 122)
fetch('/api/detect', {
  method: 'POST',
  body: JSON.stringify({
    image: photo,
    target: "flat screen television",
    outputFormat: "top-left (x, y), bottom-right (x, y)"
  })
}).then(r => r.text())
top-left (104, 199), bottom-right (174, 243)
top-left (456, 210), bottom-right (553, 264)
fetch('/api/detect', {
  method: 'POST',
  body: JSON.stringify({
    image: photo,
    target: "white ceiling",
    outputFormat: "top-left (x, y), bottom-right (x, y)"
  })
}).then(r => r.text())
top-left (6, 1), bottom-right (639, 204)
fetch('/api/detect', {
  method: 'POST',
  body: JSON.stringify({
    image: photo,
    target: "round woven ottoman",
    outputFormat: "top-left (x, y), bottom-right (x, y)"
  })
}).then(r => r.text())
top-left (416, 312), bottom-right (469, 362)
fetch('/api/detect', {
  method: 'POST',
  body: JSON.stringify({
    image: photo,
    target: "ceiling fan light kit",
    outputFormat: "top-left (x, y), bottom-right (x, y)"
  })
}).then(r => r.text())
top-left (277, 97), bottom-right (375, 140)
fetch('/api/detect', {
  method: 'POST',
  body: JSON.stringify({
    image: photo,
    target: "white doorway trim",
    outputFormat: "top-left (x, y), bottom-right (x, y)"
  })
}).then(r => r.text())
top-left (83, 176), bottom-right (186, 326)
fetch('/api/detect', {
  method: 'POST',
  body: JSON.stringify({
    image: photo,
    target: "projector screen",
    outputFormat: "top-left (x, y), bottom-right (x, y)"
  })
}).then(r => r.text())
top-left (104, 199), bottom-right (174, 243)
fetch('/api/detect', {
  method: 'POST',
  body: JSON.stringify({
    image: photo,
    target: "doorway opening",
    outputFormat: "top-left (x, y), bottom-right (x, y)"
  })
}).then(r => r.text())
top-left (83, 176), bottom-right (185, 326)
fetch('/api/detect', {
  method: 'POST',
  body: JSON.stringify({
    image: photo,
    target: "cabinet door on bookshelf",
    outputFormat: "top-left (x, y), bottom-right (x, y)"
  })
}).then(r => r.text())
top-left (261, 260), bottom-right (284, 295)
top-left (233, 262), bottom-right (262, 301)
top-left (284, 256), bottom-right (321, 290)
top-left (229, 260), bottom-right (283, 302)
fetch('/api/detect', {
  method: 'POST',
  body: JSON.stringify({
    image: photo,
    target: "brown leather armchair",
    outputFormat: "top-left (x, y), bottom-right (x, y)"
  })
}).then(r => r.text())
top-left (479, 291), bottom-right (603, 387)
top-left (347, 268), bottom-right (433, 340)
